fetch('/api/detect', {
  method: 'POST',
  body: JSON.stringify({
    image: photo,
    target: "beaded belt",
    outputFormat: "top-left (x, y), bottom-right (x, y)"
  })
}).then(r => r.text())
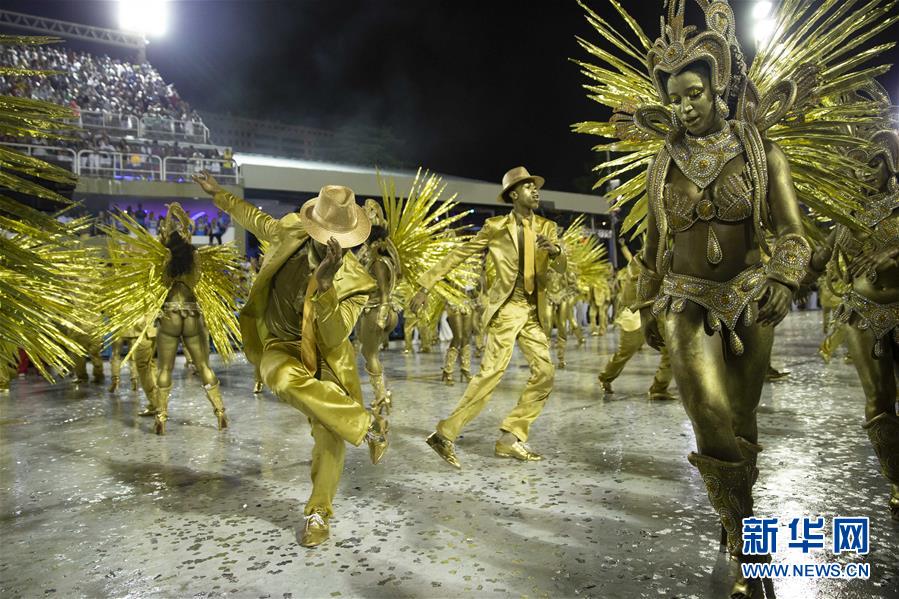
top-left (653, 265), bottom-right (767, 355)
top-left (834, 290), bottom-right (899, 358)
top-left (161, 301), bottom-right (201, 317)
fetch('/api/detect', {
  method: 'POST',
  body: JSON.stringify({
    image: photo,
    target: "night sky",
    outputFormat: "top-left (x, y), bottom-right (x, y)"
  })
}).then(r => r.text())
top-left (5, 1), bottom-right (899, 193)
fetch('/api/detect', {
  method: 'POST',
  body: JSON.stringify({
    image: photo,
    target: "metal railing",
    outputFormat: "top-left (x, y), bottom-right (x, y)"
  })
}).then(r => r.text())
top-left (74, 110), bottom-right (210, 144)
top-left (1, 142), bottom-right (76, 169)
top-left (77, 149), bottom-right (162, 181)
top-left (162, 156), bottom-right (239, 184)
top-left (0, 143), bottom-right (238, 184)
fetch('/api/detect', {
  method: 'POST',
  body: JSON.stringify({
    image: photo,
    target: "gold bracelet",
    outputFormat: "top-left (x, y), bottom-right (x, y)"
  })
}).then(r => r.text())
top-left (766, 233), bottom-right (812, 291)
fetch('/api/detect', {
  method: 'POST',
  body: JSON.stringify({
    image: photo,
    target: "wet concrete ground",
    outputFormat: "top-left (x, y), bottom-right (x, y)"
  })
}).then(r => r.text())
top-left (0, 311), bottom-right (897, 598)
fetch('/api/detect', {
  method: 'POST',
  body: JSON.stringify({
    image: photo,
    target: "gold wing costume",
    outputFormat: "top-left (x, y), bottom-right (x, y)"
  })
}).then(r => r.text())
top-left (0, 36), bottom-right (103, 384)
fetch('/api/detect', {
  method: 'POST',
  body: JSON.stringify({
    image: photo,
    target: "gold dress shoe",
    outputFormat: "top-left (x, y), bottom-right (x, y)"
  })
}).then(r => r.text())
top-left (253, 381), bottom-right (264, 394)
top-left (647, 389), bottom-right (677, 401)
top-left (108, 376), bottom-right (120, 392)
top-left (426, 432), bottom-right (461, 469)
top-left (765, 366), bottom-right (789, 381)
top-left (300, 511), bottom-right (330, 547)
top-left (599, 378), bottom-right (613, 394)
top-left (138, 405), bottom-right (158, 417)
top-left (495, 440), bottom-right (543, 461)
top-left (366, 411), bottom-right (389, 465)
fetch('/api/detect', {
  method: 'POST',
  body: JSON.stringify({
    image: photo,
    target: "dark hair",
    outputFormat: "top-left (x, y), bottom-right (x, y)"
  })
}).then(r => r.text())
top-left (368, 224), bottom-right (388, 243)
top-left (165, 234), bottom-right (196, 278)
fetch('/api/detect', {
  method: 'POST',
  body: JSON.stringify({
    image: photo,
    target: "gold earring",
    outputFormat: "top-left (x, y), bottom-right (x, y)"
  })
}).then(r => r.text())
top-left (715, 96), bottom-right (730, 119)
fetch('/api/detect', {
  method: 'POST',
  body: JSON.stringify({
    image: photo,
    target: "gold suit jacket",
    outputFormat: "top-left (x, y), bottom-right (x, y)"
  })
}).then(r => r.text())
top-left (213, 192), bottom-right (376, 400)
top-left (418, 212), bottom-right (565, 332)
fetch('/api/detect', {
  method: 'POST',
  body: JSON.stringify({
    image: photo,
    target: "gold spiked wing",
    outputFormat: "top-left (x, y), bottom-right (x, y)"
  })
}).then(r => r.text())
top-left (0, 35), bottom-right (101, 380)
top-left (573, 0), bottom-right (898, 237)
top-left (379, 168), bottom-right (476, 307)
top-left (561, 215), bottom-right (613, 295)
top-left (194, 244), bottom-right (243, 362)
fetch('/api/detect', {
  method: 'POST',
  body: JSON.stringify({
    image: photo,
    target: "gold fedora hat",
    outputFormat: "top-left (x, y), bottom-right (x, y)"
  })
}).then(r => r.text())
top-left (498, 166), bottom-right (545, 203)
top-left (299, 185), bottom-right (371, 248)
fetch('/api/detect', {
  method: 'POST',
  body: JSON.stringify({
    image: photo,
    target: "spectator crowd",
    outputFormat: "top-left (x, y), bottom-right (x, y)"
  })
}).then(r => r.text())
top-left (0, 44), bottom-right (236, 180)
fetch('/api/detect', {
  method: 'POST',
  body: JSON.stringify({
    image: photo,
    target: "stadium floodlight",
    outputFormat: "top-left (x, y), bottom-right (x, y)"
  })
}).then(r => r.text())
top-left (752, 1), bottom-right (773, 21)
top-left (754, 18), bottom-right (776, 47)
top-left (118, 0), bottom-right (168, 37)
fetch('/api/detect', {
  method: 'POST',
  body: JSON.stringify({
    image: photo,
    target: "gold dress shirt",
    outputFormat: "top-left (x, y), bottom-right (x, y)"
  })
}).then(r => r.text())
top-left (264, 245), bottom-right (318, 341)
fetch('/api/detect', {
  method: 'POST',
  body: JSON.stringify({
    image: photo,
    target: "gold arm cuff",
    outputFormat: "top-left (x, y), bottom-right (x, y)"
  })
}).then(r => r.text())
top-left (634, 253), bottom-right (663, 302)
top-left (766, 233), bottom-right (812, 291)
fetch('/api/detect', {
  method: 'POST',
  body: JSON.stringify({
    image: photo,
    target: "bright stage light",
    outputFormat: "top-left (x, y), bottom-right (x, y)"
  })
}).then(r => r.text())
top-left (754, 18), bottom-right (776, 46)
top-left (118, 0), bottom-right (169, 37)
top-left (752, 1), bottom-right (773, 21)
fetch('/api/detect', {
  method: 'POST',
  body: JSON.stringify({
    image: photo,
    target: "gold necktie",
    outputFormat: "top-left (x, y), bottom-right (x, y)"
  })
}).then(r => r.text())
top-left (300, 277), bottom-right (318, 372)
top-left (522, 218), bottom-right (535, 294)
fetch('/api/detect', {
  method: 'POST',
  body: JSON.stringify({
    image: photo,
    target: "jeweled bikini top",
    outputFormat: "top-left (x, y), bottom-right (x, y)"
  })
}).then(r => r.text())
top-left (662, 122), bottom-right (753, 264)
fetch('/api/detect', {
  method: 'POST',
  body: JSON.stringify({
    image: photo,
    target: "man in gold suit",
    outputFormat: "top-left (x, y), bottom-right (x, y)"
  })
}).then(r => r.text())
top-left (411, 166), bottom-right (564, 468)
top-left (598, 256), bottom-right (674, 400)
top-left (194, 172), bottom-right (389, 548)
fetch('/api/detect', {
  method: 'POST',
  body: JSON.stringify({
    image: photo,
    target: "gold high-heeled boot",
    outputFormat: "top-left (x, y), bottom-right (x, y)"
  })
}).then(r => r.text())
top-left (367, 367), bottom-right (392, 415)
top-left (154, 385), bottom-right (170, 435)
top-left (108, 376), bottom-right (120, 393)
top-left (556, 337), bottom-right (566, 369)
top-left (204, 382), bottom-right (228, 430)
top-left (459, 344), bottom-right (472, 383)
top-left (688, 452), bottom-right (771, 598)
top-left (863, 412), bottom-right (899, 521)
top-left (716, 437), bottom-right (763, 551)
top-left (442, 346), bottom-right (458, 385)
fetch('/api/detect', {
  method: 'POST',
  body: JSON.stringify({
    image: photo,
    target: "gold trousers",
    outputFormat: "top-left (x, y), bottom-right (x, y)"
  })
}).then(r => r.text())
top-left (71, 331), bottom-right (103, 380)
top-left (259, 338), bottom-right (370, 518)
top-left (111, 336), bottom-right (158, 398)
top-left (600, 328), bottom-right (672, 392)
top-left (819, 324), bottom-right (847, 360)
top-left (437, 292), bottom-right (553, 443)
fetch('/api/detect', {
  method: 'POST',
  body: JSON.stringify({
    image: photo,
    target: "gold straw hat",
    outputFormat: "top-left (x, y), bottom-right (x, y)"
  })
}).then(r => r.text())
top-left (498, 166), bottom-right (545, 203)
top-left (299, 185), bottom-right (371, 248)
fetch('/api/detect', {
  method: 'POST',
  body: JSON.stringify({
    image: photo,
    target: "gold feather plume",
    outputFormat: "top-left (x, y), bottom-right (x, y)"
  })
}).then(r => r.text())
top-left (379, 168), bottom-right (476, 306)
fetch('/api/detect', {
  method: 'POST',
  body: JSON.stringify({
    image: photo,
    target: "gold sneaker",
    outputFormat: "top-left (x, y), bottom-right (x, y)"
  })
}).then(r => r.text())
top-left (300, 511), bottom-right (330, 548)
top-left (495, 440), bottom-right (543, 461)
top-left (426, 432), bottom-right (461, 469)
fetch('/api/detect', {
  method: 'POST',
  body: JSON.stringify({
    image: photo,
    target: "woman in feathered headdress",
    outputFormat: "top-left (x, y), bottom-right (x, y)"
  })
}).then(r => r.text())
top-left (356, 199), bottom-right (401, 414)
top-left (575, 0), bottom-right (899, 593)
top-left (809, 130), bottom-right (899, 521)
top-left (152, 204), bottom-right (228, 434)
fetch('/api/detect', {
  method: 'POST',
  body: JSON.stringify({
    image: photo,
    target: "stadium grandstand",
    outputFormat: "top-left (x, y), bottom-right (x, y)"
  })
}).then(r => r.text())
top-left (0, 9), bottom-right (614, 260)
